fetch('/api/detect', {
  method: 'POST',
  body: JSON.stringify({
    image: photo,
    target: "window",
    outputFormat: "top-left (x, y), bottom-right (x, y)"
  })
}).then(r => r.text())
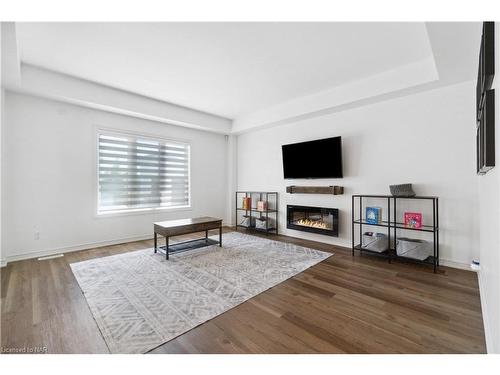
top-left (97, 130), bottom-right (190, 214)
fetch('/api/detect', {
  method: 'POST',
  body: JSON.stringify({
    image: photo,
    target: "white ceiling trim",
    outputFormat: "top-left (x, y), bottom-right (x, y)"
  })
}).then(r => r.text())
top-left (1, 22), bottom-right (22, 88)
top-left (232, 56), bottom-right (439, 133)
top-left (5, 63), bottom-right (233, 134)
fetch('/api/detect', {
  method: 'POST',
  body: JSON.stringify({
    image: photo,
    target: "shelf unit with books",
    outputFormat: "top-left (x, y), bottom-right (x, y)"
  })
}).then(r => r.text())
top-left (235, 191), bottom-right (278, 235)
top-left (351, 194), bottom-right (439, 272)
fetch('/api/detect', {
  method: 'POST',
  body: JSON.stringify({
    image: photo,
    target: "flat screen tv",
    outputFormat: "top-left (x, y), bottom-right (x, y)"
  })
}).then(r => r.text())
top-left (282, 136), bottom-right (343, 179)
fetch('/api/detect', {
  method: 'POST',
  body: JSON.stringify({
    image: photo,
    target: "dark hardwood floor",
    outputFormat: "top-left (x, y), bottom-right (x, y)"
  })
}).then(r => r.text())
top-left (1, 228), bottom-right (486, 354)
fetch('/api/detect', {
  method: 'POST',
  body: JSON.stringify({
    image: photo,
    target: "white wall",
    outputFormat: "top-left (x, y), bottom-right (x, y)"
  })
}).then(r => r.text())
top-left (477, 23), bottom-right (500, 354)
top-left (0, 72), bottom-right (3, 266)
top-left (225, 135), bottom-right (238, 226)
top-left (237, 80), bottom-right (479, 268)
top-left (0, 87), bottom-right (3, 266)
top-left (2, 92), bottom-right (228, 262)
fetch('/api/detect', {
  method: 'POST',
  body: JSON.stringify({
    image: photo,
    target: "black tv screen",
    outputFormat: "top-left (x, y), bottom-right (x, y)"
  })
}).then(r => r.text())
top-left (282, 136), bottom-right (343, 179)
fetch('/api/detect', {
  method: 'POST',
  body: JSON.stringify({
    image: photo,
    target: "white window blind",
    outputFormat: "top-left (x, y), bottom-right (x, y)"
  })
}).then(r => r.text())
top-left (97, 131), bottom-right (190, 214)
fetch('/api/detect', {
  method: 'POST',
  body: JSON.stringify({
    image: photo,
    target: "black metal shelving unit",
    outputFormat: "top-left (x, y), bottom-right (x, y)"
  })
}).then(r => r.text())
top-left (351, 194), bottom-right (439, 272)
top-left (235, 191), bottom-right (278, 235)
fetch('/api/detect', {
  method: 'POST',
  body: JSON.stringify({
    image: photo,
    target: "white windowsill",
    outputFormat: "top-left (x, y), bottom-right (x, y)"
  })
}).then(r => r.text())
top-left (95, 205), bottom-right (193, 218)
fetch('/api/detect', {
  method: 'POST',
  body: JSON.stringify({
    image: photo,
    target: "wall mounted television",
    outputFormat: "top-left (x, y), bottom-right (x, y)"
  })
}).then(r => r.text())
top-left (282, 136), bottom-right (343, 179)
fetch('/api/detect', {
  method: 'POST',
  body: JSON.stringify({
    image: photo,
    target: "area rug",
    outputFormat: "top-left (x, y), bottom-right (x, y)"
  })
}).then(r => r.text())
top-left (70, 232), bottom-right (332, 353)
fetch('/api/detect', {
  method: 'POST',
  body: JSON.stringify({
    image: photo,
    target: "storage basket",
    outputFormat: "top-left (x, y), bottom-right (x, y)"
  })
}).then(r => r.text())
top-left (255, 217), bottom-right (274, 230)
top-left (396, 237), bottom-right (432, 260)
top-left (239, 215), bottom-right (254, 228)
top-left (361, 232), bottom-right (389, 253)
top-left (389, 184), bottom-right (416, 197)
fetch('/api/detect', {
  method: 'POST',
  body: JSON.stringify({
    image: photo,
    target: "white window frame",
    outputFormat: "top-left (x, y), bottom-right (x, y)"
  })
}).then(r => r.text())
top-left (95, 127), bottom-right (192, 217)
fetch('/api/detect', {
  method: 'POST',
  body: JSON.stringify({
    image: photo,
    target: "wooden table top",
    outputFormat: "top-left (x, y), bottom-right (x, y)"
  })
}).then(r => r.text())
top-left (154, 216), bottom-right (222, 229)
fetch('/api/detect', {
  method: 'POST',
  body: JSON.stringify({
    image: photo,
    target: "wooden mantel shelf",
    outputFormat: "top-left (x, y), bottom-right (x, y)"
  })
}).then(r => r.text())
top-left (286, 186), bottom-right (344, 195)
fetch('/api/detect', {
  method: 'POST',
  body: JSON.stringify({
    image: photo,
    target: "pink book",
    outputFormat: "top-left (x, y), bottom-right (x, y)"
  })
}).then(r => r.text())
top-left (404, 212), bottom-right (422, 228)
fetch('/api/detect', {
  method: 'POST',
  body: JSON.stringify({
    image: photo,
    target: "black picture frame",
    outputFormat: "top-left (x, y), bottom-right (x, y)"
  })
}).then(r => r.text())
top-left (476, 35), bottom-right (484, 121)
top-left (483, 22), bottom-right (495, 91)
top-left (476, 22), bottom-right (495, 175)
top-left (477, 89), bottom-right (495, 174)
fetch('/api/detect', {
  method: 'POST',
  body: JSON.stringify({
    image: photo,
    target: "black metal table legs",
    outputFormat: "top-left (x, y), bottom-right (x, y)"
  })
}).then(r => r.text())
top-left (154, 232), bottom-right (168, 260)
top-left (165, 236), bottom-right (169, 260)
top-left (154, 225), bottom-right (222, 260)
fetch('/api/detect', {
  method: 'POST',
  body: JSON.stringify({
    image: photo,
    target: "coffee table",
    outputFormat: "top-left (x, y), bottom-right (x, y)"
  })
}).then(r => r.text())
top-left (154, 217), bottom-right (223, 260)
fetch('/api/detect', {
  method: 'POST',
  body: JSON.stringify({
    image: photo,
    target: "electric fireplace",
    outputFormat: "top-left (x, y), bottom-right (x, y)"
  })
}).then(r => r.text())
top-left (287, 205), bottom-right (339, 237)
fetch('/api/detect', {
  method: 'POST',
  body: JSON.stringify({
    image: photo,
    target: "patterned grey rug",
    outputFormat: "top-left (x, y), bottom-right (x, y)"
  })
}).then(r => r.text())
top-left (70, 232), bottom-right (332, 353)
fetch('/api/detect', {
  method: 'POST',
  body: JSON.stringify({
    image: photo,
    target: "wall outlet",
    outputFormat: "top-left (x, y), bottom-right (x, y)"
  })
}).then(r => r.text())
top-left (34, 231), bottom-right (40, 240)
top-left (471, 260), bottom-right (480, 271)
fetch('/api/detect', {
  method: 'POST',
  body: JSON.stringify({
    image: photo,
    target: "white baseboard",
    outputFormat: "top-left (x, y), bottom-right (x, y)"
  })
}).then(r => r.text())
top-left (477, 270), bottom-right (493, 353)
top-left (439, 258), bottom-right (471, 270)
top-left (4, 234), bottom-right (153, 265)
top-left (2, 230), bottom-right (473, 273)
top-left (3, 225), bottom-right (235, 266)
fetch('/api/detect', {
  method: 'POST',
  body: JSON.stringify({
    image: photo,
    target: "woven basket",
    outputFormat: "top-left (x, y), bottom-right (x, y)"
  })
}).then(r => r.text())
top-left (389, 184), bottom-right (416, 197)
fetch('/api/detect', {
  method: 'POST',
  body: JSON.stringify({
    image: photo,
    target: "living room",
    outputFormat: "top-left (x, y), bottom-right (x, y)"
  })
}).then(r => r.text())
top-left (1, 1), bottom-right (500, 373)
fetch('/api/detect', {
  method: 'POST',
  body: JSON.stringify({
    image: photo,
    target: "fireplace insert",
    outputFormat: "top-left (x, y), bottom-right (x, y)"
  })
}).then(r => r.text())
top-left (287, 205), bottom-right (339, 236)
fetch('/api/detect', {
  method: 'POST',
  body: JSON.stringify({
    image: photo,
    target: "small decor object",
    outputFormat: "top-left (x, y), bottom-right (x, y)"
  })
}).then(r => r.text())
top-left (257, 201), bottom-right (267, 212)
top-left (366, 207), bottom-right (382, 224)
top-left (362, 232), bottom-right (389, 253)
top-left (404, 212), bottom-right (422, 228)
top-left (389, 184), bottom-right (416, 197)
top-left (242, 197), bottom-right (252, 210)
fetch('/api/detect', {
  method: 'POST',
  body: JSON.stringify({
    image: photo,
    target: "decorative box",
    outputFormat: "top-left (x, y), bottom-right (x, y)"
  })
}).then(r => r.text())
top-left (404, 212), bottom-right (422, 228)
top-left (257, 201), bottom-right (267, 211)
top-left (366, 206), bottom-right (382, 224)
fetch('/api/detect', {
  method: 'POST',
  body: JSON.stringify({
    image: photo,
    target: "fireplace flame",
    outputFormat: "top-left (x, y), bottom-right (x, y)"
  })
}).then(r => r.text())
top-left (295, 218), bottom-right (328, 229)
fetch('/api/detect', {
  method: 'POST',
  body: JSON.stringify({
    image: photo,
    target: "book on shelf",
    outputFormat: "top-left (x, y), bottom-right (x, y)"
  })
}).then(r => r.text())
top-left (366, 206), bottom-right (382, 224)
top-left (257, 201), bottom-right (267, 211)
top-left (242, 197), bottom-right (252, 210)
top-left (404, 212), bottom-right (422, 228)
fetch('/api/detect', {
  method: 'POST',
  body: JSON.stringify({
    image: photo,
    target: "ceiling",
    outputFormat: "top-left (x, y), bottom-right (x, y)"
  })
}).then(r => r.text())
top-left (16, 22), bottom-right (441, 119)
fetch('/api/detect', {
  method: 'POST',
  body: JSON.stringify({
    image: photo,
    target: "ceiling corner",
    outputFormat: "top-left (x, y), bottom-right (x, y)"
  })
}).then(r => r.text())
top-left (1, 22), bottom-right (22, 89)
